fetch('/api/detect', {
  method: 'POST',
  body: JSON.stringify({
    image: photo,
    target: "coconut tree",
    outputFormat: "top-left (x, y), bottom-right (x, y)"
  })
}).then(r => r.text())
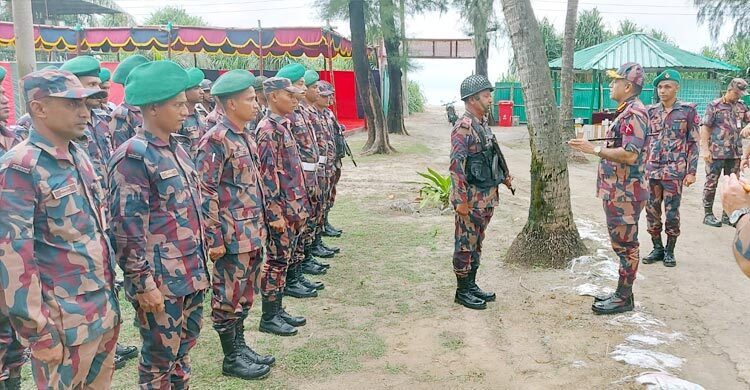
top-left (501, 0), bottom-right (587, 267)
top-left (695, 0), bottom-right (750, 39)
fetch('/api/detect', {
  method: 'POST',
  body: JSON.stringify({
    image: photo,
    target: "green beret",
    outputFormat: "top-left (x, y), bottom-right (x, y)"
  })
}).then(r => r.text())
top-left (653, 69), bottom-right (681, 87)
top-left (125, 60), bottom-right (188, 106)
top-left (113, 55), bottom-right (149, 85)
top-left (276, 63), bottom-right (305, 83)
top-left (0, 67), bottom-right (6, 82)
top-left (304, 70), bottom-right (319, 87)
top-left (185, 67), bottom-right (205, 90)
top-left (60, 55), bottom-right (101, 78)
top-left (211, 70), bottom-right (255, 97)
top-left (99, 67), bottom-right (111, 83)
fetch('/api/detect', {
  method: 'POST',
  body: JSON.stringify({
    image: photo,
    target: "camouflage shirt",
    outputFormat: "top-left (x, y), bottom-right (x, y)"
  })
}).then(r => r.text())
top-left (205, 107), bottom-right (224, 131)
top-left (646, 101), bottom-right (700, 180)
top-left (289, 105), bottom-right (320, 190)
top-left (324, 108), bottom-right (344, 169)
top-left (195, 117), bottom-right (267, 254)
top-left (109, 103), bottom-right (143, 151)
top-left (77, 110), bottom-right (113, 184)
top-left (449, 111), bottom-right (499, 209)
top-left (108, 128), bottom-right (209, 298)
top-left (304, 102), bottom-right (335, 178)
top-left (597, 97), bottom-right (650, 202)
top-left (702, 98), bottom-right (750, 159)
top-left (12, 113), bottom-right (32, 142)
top-left (254, 112), bottom-right (310, 223)
top-left (0, 130), bottom-right (119, 349)
top-left (177, 110), bottom-right (207, 159)
top-left (0, 123), bottom-right (19, 157)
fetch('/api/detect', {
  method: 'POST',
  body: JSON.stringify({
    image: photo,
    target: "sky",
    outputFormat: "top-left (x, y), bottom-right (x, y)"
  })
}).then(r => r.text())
top-left (112, 0), bottom-right (734, 104)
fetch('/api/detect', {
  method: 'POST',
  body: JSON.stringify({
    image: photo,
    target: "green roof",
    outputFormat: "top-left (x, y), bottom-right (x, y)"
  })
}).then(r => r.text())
top-left (549, 33), bottom-right (739, 72)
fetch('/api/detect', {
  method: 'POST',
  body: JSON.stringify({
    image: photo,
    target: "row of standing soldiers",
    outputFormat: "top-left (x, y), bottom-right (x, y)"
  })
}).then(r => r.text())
top-left (450, 65), bottom-right (750, 315)
top-left (0, 56), bottom-right (351, 389)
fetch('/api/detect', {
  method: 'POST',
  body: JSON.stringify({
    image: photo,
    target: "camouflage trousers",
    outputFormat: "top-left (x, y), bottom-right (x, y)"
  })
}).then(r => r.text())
top-left (133, 290), bottom-right (205, 390)
top-left (646, 179), bottom-right (683, 238)
top-left (211, 250), bottom-right (263, 333)
top-left (703, 158), bottom-right (741, 209)
top-left (326, 167), bottom-right (342, 213)
top-left (0, 313), bottom-right (26, 381)
top-left (453, 208), bottom-right (494, 277)
top-left (31, 325), bottom-right (119, 390)
top-left (260, 221), bottom-right (304, 300)
top-left (604, 200), bottom-right (645, 297)
top-left (293, 183), bottom-right (322, 266)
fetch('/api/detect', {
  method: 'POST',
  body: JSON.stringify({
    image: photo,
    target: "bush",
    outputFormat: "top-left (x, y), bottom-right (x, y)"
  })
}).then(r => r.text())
top-left (407, 80), bottom-right (426, 114)
top-left (417, 168), bottom-right (452, 210)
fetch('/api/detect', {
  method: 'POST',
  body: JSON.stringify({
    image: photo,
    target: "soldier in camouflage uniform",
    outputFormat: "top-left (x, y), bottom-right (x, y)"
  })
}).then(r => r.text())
top-left (720, 173), bottom-right (750, 278)
top-left (569, 62), bottom-right (650, 315)
top-left (276, 64), bottom-right (327, 298)
top-left (701, 78), bottom-right (750, 226)
top-left (108, 61), bottom-right (210, 389)
top-left (110, 55), bottom-right (149, 150)
top-left (450, 75), bottom-right (512, 310)
top-left (177, 68), bottom-right (208, 159)
top-left (641, 69), bottom-right (700, 267)
top-left (195, 70), bottom-right (274, 380)
top-left (195, 79), bottom-right (213, 118)
top-left (255, 77), bottom-right (310, 336)
top-left (0, 69), bottom-right (120, 390)
top-left (248, 76), bottom-right (268, 133)
top-left (0, 66), bottom-right (26, 390)
top-left (98, 67), bottom-right (116, 114)
top-left (318, 83), bottom-right (344, 238)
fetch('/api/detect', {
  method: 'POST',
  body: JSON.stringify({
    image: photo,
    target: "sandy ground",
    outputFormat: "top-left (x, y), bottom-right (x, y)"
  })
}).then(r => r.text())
top-left (301, 105), bottom-right (749, 390)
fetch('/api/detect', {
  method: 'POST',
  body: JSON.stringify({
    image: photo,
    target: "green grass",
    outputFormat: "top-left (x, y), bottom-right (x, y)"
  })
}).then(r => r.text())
top-left (439, 331), bottom-right (466, 351)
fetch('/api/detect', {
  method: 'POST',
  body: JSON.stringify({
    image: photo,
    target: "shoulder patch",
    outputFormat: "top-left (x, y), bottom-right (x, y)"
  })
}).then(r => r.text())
top-left (208, 126), bottom-right (229, 143)
top-left (125, 137), bottom-right (148, 161)
top-left (7, 141), bottom-right (40, 174)
top-left (113, 105), bottom-right (129, 120)
top-left (458, 116), bottom-right (472, 129)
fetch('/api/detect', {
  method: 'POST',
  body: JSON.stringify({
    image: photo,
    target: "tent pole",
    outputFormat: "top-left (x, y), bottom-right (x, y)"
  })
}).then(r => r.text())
top-left (326, 29), bottom-right (338, 118)
top-left (258, 20), bottom-right (264, 76)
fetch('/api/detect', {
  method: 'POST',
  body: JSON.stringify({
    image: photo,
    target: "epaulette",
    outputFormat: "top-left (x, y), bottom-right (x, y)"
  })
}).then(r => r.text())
top-left (125, 137), bottom-right (148, 161)
top-left (92, 108), bottom-right (112, 123)
top-left (6, 141), bottom-right (40, 175)
top-left (458, 116), bottom-right (472, 129)
top-left (208, 125), bottom-right (229, 143)
top-left (113, 104), bottom-right (130, 120)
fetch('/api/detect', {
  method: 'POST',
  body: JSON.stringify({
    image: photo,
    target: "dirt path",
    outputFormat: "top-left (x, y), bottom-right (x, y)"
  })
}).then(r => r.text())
top-left (301, 106), bottom-right (749, 389)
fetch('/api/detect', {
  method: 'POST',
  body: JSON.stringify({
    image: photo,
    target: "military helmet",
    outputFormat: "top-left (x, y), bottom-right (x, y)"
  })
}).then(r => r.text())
top-left (460, 74), bottom-right (493, 100)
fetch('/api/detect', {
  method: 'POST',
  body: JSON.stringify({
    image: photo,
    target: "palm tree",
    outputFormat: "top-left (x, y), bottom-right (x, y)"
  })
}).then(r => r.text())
top-left (560, 0), bottom-right (585, 162)
top-left (695, 0), bottom-right (750, 39)
top-left (501, 0), bottom-right (587, 267)
top-left (453, 0), bottom-right (495, 77)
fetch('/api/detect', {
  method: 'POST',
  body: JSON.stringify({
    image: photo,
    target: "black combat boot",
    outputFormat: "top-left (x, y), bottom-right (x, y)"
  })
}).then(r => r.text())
top-left (318, 236), bottom-right (340, 254)
top-left (300, 255), bottom-right (327, 275)
top-left (704, 207), bottom-right (722, 227)
top-left (234, 320), bottom-right (275, 366)
top-left (284, 266), bottom-right (318, 298)
top-left (323, 217), bottom-right (342, 237)
top-left (305, 245), bottom-right (330, 269)
top-left (592, 291), bottom-right (634, 315)
top-left (663, 236), bottom-right (677, 267)
top-left (641, 236), bottom-right (664, 264)
top-left (114, 343), bottom-right (138, 370)
top-left (4, 369), bottom-right (20, 390)
top-left (455, 275), bottom-right (486, 310)
top-left (278, 295), bottom-right (307, 327)
top-left (311, 235), bottom-right (335, 258)
top-left (299, 271), bottom-right (325, 291)
top-left (218, 327), bottom-right (271, 380)
top-left (467, 265), bottom-right (495, 302)
top-left (259, 295), bottom-right (298, 336)
top-left (722, 212), bottom-right (732, 226)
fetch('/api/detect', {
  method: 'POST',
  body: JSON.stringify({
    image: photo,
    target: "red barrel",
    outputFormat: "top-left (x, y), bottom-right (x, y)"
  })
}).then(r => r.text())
top-left (497, 100), bottom-right (514, 127)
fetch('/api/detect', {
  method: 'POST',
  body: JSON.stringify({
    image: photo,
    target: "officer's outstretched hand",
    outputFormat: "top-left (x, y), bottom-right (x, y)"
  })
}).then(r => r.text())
top-left (683, 174), bottom-right (696, 187)
top-left (137, 288), bottom-right (165, 313)
top-left (720, 173), bottom-right (750, 215)
top-left (455, 203), bottom-right (470, 216)
top-left (208, 246), bottom-right (226, 261)
top-left (32, 342), bottom-right (63, 365)
top-left (269, 219), bottom-right (286, 233)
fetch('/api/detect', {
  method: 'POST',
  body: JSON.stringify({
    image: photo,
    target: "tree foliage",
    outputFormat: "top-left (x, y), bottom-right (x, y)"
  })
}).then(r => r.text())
top-left (144, 6), bottom-right (207, 26)
top-left (538, 17), bottom-right (562, 62)
top-left (695, 0), bottom-right (750, 39)
top-left (574, 8), bottom-right (610, 49)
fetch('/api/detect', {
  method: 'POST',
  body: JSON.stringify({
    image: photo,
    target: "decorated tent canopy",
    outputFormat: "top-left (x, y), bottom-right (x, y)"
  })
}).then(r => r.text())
top-left (548, 32), bottom-right (739, 72)
top-left (0, 22), bottom-right (353, 58)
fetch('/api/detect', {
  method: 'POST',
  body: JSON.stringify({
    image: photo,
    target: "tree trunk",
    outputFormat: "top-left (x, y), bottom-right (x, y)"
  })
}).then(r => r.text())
top-left (501, 0), bottom-right (586, 268)
top-left (380, 0), bottom-right (407, 135)
top-left (560, 0), bottom-right (586, 162)
top-left (12, 0), bottom-right (36, 81)
top-left (475, 39), bottom-right (489, 77)
top-left (349, 0), bottom-right (394, 154)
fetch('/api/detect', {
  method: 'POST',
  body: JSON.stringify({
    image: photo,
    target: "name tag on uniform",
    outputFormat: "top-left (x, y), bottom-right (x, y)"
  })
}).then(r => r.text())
top-left (738, 119), bottom-right (743, 129)
top-left (52, 183), bottom-right (78, 199)
top-left (159, 168), bottom-right (179, 180)
top-left (233, 149), bottom-right (250, 158)
top-left (295, 120), bottom-right (305, 127)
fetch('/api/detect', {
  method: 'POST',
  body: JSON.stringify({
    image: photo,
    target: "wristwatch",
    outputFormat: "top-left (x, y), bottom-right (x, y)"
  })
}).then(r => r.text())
top-left (593, 145), bottom-right (602, 157)
top-left (729, 207), bottom-right (750, 226)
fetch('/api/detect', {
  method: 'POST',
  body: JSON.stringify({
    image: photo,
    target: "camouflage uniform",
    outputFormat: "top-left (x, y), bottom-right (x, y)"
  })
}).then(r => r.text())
top-left (79, 109), bottom-right (113, 186)
top-left (449, 112), bottom-right (499, 277)
top-left (12, 113), bottom-right (32, 141)
top-left (177, 110), bottom-right (207, 159)
top-left (323, 108), bottom-right (343, 219)
top-left (109, 103), bottom-right (143, 151)
top-left (597, 96), bottom-right (650, 297)
top-left (255, 112), bottom-right (310, 299)
top-left (0, 129), bottom-right (121, 389)
top-left (291, 102), bottom-right (321, 268)
top-left (195, 117), bottom-right (267, 331)
top-left (702, 98), bottom-right (750, 210)
top-left (205, 107), bottom-right (224, 131)
top-left (109, 128), bottom-right (209, 389)
top-left (646, 101), bottom-right (700, 238)
top-left (308, 102), bottom-right (336, 234)
top-left (0, 124), bottom-right (26, 385)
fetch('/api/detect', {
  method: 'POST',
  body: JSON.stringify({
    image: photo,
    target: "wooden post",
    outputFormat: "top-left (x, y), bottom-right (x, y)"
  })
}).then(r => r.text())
top-left (12, 0), bottom-right (36, 78)
top-left (258, 20), bottom-right (264, 76)
top-left (325, 29), bottom-right (339, 118)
